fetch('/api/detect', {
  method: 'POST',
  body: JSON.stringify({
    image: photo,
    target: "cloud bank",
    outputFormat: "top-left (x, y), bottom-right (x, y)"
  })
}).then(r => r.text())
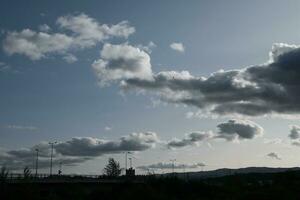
top-left (93, 42), bottom-right (300, 117)
top-left (0, 132), bottom-right (158, 170)
top-left (137, 162), bottom-right (205, 170)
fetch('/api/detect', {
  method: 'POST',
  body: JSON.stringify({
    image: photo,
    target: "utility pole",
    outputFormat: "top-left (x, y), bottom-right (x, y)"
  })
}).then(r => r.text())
top-left (35, 148), bottom-right (39, 176)
top-left (49, 141), bottom-right (57, 176)
top-left (58, 161), bottom-right (62, 175)
top-left (124, 151), bottom-right (132, 170)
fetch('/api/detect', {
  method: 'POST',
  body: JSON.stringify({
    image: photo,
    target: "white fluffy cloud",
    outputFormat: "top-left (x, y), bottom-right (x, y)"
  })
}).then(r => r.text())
top-left (170, 42), bottom-right (185, 52)
top-left (3, 13), bottom-right (135, 61)
top-left (92, 43), bottom-right (153, 85)
top-left (3, 29), bottom-right (73, 60)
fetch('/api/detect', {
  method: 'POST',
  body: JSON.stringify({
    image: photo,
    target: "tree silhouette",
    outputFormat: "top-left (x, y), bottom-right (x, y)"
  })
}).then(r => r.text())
top-left (103, 158), bottom-right (121, 177)
top-left (23, 166), bottom-right (32, 180)
top-left (0, 166), bottom-right (9, 183)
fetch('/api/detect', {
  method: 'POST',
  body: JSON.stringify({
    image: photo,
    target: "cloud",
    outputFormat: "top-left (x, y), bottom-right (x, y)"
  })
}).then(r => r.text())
top-left (0, 132), bottom-right (158, 170)
top-left (6, 125), bottom-right (38, 131)
top-left (267, 152), bottom-right (281, 160)
top-left (289, 125), bottom-right (300, 139)
top-left (38, 24), bottom-right (51, 32)
top-left (3, 29), bottom-right (73, 60)
top-left (170, 42), bottom-right (185, 53)
top-left (0, 141), bottom-right (90, 170)
top-left (99, 42), bottom-right (300, 117)
top-left (137, 41), bottom-right (156, 53)
top-left (0, 62), bottom-right (11, 72)
top-left (104, 126), bottom-right (112, 131)
top-left (63, 54), bottom-right (78, 63)
top-left (291, 141), bottom-right (300, 147)
top-left (137, 162), bottom-right (205, 170)
top-left (56, 13), bottom-right (135, 48)
top-left (216, 119), bottom-right (263, 141)
top-left (3, 13), bottom-right (135, 61)
top-left (167, 131), bottom-right (213, 149)
top-left (263, 138), bottom-right (282, 145)
top-left (54, 132), bottom-right (159, 156)
top-left (92, 43), bottom-right (153, 85)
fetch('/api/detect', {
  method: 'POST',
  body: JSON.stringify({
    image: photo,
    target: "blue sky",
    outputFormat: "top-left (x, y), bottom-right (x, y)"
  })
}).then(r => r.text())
top-left (1, 0), bottom-right (300, 174)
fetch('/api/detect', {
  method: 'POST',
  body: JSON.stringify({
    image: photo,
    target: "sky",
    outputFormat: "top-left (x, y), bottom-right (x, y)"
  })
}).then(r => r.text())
top-left (1, 0), bottom-right (300, 175)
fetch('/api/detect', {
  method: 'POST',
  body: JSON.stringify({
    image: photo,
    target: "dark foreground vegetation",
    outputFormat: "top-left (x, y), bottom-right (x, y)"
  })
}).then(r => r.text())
top-left (1, 170), bottom-right (300, 200)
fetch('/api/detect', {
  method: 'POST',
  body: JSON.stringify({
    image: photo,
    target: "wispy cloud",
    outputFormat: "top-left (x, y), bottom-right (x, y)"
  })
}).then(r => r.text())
top-left (267, 152), bottom-right (281, 160)
top-left (6, 125), bottom-right (38, 131)
top-left (170, 42), bottom-right (185, 53)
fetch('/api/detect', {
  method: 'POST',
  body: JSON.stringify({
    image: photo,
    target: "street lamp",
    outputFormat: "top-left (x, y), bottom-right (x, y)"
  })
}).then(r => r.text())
top-left (49, 141), bottom-right (57, 176)
top-left (35, 148), bottom-right (39, 176)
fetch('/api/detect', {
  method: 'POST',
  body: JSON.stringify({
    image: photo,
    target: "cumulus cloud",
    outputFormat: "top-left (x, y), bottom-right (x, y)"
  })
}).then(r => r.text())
top-left (170, 42), bottom-right (185, 52)
top-left (267, 152), bottom-right (281, 160)
top-left (92, 43), bottom-right (153, 85)
top-left (0, 132), bottom-right (158, 170)
top-left (56, 13), bottom-right (135, 48)
top-left (97, 42), bottom-right (300, 117)
top-left (3, 29), bottom-right (73, 60)
top-left (137, 162), bottom-right (205, 170)
top-left (289, 125), bottom-right (300, 139)
top-left (3, 13), bottom-right (135, 61)
top-left (216, 119), bottom-right (263, 141)
top-left (167, 131), bottom-right (213, 149)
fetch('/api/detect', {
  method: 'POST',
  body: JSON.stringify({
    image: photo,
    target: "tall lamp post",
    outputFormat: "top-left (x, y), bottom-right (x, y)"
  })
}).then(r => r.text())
top-left (49, 141), bottom-right (57, 176)
top-left (35, 148), bottom-right (39, 176)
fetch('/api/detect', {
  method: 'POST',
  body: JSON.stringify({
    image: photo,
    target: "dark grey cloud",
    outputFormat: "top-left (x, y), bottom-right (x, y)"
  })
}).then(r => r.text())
top-left (267, 152), bottom-right (281, 160)
top-left (137, 162), bottom-right (205, 170)
top-left (289, 125), bottom-right (300, 139)
top-left (55, 132), bottom-right (158, 156)
top-left (167, 131), bottom-right (213, 149)
top-left (216, 119), bottom-right (263, 141)
top-left (94, 43), bottom-right (300, 117)
top-left (0, 132), bottom-right (158, 170)
top-left (291, 141), bottom-right (300, 147)
top-left (0, 146), bottom-right (90, 170)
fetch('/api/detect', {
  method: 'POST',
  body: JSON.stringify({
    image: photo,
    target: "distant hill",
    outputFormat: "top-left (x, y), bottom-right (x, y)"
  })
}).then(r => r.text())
top-left (161, 167), bottom-right (300, 179)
